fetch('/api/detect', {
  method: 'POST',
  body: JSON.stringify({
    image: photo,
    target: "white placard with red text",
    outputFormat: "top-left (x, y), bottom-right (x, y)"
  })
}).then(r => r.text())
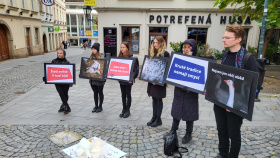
top-left (44, 63), bottom-right (76, 84)
top-left (107, 58), bottom-right (133, 82)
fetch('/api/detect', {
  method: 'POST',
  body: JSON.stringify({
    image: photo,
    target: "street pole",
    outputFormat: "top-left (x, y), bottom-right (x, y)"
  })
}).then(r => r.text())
top-left (257, 0), bottom-right (269, 58)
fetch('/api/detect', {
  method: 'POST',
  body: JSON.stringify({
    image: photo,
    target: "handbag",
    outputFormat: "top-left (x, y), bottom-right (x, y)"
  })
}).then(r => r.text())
top-left (163, 131), bottom-right (188, 158)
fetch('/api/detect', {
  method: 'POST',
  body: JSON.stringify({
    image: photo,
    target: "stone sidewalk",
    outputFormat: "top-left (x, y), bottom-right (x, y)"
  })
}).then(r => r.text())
top-left (0, 48), bottom-right (280, 157)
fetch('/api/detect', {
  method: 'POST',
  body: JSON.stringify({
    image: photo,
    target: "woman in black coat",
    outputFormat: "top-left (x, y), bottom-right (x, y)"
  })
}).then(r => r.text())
top-left (51, 48), bottom-right (72, 114)
top-left (118, 42), bottom-right (139, 118)
top-left (164, 39), bottom-right (199, 143)
top-left (89, 43), bottom-right (106, 113)
top-left (147, 36), bottom-right (170, 127)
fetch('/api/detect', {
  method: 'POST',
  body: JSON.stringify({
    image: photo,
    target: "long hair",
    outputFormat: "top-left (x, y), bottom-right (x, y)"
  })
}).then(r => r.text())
top-left (150, 36), bottom-right (167, 57)
top-left (118, 41), bottom-right (131, 58)
top-left (90, 51), bottom-right (102, 59)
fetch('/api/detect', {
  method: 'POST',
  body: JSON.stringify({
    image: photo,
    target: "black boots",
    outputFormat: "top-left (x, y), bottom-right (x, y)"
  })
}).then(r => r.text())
top-left (123, 109), bottom-right (130, 118)
top-left (151, 117), bottom-right (162, 127)
top-left (58, 104), bottom-right (65, 113)
top-left (64, 104), bottom-right (71, 114)
top-left (182, 133), bottom-right (192, 144)
top-left (92, 106), bottom-right (98, 113)
top-left (96, 106), bottom-right (103, 113)
top-left (147, 116), bottom-right (156, 126)
top-left (119, 109), bottom-right (125, 117)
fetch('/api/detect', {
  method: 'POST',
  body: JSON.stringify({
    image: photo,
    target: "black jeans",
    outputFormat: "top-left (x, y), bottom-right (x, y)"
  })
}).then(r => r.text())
top-left (152, 97), bottom-right (163, 118)
top-left (214, 104), bottom-right (243, 158)
top-left (55, 84), bottom-right (70, 106)
top-left (120, 84), bottom-right (132, 109)
top-left (90, 84), bottom-right (104, 107)
top-left (171, 118), bottom-right (194, 133)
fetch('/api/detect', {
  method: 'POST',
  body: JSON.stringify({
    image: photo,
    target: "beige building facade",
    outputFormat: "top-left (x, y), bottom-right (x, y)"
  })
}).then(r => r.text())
top-left (0, 0), bottom-right (43, 61)
top-left (53, 0), bottom-right (67, 50)
top-left (94, 0), bottom-right (279, 64)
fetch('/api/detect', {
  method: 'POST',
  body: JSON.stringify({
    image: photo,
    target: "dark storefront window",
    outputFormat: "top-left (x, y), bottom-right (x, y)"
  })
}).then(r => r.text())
top-left (187, 28), bottom-right (208, 46)
top-left (241, 29), bottom-right (249, 48)
top-left (122, 27), bottom-right (140, 54)
top-left (149, 27), bottom-right (168, 50)
top-left (70, 14), bottom-right (77, 36)
top-left (70, 39), bottom-right (78, 46)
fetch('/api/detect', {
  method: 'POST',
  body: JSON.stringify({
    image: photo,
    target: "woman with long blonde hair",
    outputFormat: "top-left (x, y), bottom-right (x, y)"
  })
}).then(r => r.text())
top-left (147, 36), bottom-right (170, 127)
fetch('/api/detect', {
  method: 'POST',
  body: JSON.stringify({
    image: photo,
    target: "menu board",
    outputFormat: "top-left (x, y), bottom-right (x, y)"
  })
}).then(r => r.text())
top-left (103, 27), bottom-right (117, 57)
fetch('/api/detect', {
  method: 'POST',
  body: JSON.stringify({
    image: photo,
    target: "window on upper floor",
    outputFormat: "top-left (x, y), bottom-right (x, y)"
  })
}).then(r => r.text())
top-left (31, 0), bottom-right (34, 11)
top-left (9, 0), bottom-right (13, 6)
top-left (22, 0), bottom-right (25, 8)
top-left (39, 0), bottom-right (42, 12)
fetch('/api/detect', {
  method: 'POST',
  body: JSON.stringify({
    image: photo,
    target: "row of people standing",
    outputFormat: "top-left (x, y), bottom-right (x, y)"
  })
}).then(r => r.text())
top-left (50, 25), bottom-right (257, 158)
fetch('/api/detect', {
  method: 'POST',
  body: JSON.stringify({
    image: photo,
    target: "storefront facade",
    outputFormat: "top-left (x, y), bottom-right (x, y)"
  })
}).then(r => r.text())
top-left (95, 0), bottom-right (267, 64)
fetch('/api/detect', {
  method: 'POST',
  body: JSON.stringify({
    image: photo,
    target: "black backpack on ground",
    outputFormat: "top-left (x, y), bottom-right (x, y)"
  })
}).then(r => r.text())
top-left (163, 132), bottom-right (188, 158)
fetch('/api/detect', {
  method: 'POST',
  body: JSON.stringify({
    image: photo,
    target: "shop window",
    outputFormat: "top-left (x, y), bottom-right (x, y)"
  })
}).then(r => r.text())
top-left (70, 14), bottom-right (77, 36)
top-left (148, 27), bottom-right (168, 50)
top-left (67, 14), bottom-right (70, 36)
top-left (35, 28), bottom-right (39, 45)
top-left (70, 39), bottom-right (78, 46)
top-left (187, 28), bottom-right (208, 46)
top-left (78, 14), bottom-right (84, 34)
top-left (122, 27), bottom-right (140, 54)
top-left (241, 29), bottom-right (249, 48)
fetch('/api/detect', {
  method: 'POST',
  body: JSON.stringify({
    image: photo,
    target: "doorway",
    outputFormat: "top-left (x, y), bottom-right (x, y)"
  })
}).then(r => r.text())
top-left (43, 34), bottom-right (48, 53)
top-left (25, 27), bottom-right (31, 56)
top-left (0, 25), bottom-right (10, 61)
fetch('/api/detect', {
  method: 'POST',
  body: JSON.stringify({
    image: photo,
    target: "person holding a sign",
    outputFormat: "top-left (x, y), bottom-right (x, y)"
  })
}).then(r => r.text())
top-left (51, 48), bottom-right (72, 114)
top-left (214, 25), bottom-right (258, 158)
top-left (147, 36), bottom-right (170, 127)
top-left (164, 39), bottom-right (199, 144)
top-left (118, 42), bottom-right (139, 118)
top-left (89, 43), bottom-right (106, 113)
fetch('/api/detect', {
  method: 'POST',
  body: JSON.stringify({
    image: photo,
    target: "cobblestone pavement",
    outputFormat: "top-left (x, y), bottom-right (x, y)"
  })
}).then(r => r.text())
top-left (0, 125), bottom-right (279, 158)
top-left (0, 48), bottom-right (280, 158)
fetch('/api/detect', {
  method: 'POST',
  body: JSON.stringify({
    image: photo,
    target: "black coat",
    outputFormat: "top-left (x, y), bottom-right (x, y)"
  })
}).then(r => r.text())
top-left (51, 57), bottom-right (70, 64)
top-left (171, 87), bottom-right (199, 121)
top-left (147, 51), bottom-right (170, 98)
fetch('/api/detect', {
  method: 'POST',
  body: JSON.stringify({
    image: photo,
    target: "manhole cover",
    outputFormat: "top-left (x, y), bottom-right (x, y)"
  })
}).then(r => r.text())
top-left (15, 91), bottom-right (26, 94)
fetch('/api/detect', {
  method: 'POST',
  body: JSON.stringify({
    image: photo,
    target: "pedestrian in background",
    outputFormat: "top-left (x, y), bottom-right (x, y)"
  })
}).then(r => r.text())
top-left (164, 39), bottom-right (199, 144)
top-left (51, 48), bottom-right (72, 114)
top-left (90, 43), bottom-right (105, 113)
top-left (118, 42), bottom-right (139, 118)
top-left (146, 36), bottom-right (170, 127)
top-left (214, 25), bottom-right (258, 158)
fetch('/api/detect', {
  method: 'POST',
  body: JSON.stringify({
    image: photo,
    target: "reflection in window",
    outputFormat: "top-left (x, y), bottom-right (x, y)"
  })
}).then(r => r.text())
top-left (187, 28), bottom-right (208, 46)
top-left (122, 27), bottom-right (140, 54)
top-left (70, 14), bottom-right (77, 36)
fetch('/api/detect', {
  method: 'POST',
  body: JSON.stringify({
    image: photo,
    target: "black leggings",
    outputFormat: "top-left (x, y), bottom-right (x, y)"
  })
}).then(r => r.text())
top-left (55, 84), bottom-right (70, 106)
top-left (120, 84), bottom-right (132, 109)
top-left (152, 97), bottom-right (163, 118)
top-left (90, 84), bottom-right (104, 107)
top-left (171, 118), bottom-right (194, 133)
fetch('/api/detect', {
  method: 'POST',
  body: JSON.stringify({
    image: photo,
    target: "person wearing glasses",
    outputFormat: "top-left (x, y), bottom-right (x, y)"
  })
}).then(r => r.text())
top-left (214, 25), bottom-right (258, 158)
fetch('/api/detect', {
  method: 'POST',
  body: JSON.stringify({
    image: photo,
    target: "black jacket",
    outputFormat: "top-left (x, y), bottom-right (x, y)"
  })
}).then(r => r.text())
top-left (147, 51), bottom-right (170, 98)
top-left (171, 39), bottom-right (199, 121)
top-left (51, 58), bottom-right (70, 64)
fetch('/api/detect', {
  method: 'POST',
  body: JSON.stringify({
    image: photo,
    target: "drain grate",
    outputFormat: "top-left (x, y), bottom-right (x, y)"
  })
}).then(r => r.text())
top-left (15, 91), bottom-right (26, 94)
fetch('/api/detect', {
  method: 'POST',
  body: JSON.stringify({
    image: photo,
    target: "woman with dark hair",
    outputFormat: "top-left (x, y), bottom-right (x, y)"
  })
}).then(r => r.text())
top-left (147, 36), bottom-right (170, 127)
top-left (118, 42), bottom-right (139, 118)
top-left (164, 39), bottom-right (199, 143)
top-left (51, 48), bottom-right (71, 114)
top-left (90, 43), bottom-right (106, 113)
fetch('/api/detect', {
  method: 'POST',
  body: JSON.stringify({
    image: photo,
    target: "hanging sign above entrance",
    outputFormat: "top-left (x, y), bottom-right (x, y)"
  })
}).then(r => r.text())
top-left (41, 0), bottom-right (55, 6)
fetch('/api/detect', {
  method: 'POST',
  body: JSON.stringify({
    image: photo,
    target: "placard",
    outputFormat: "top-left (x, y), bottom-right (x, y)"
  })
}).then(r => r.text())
top-left (79, 57), bottom-right (107, 81)
top-left (103, 27), bottom-right (117, 57)
top-left (165, 52), bottom-right (215, 94)
top-left (139, 55), bottom-right (169, 86)
top-left (44, 63), bottom-right (76, 84)
top-left (205, 62), bottom-right (258, 121)
top-left (107, 57), bottom-right (135, 82)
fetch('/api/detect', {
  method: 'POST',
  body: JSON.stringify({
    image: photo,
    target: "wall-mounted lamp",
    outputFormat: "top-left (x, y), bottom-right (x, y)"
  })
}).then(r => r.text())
top-left (30, 14), bottom-right (33, 17)
top-left (19, 12), bottom-right (23, 15)
top-left (6, 10), bottom-right (10, 14)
